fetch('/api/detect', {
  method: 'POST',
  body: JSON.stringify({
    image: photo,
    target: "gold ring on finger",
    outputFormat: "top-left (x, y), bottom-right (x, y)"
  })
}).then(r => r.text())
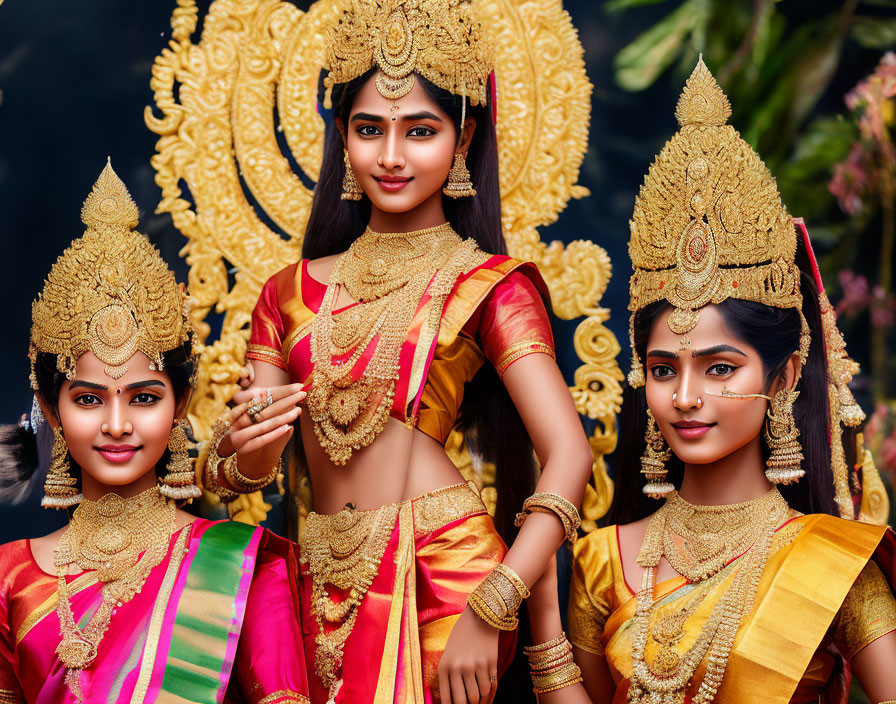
top-left (489, 675), bottom-right (497, 683)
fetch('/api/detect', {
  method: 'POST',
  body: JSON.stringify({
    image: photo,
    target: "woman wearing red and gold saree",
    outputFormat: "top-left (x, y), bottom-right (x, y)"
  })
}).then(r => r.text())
top-left (205, 1), bottom-right (595, 702)
top-left (523, 60), bottom-right (896, 704)
top-left (0, 163), bottom-right (309, 704)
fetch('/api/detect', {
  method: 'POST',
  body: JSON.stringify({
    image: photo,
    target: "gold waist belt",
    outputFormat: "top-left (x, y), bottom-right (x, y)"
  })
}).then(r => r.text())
top-left (301, 482), bottom-right (486, 688)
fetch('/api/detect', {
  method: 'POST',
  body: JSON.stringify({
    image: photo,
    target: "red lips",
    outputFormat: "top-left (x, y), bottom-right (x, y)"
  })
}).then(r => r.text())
top-left (374, 175), bottom-right (412, 192)
top-left (670, 420), bottom-right (716, 439)
top-left (95, 444), bottom-right (141, 463)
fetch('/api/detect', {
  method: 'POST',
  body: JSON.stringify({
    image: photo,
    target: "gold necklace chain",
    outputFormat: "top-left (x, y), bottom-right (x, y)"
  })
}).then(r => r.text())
top-left (300, 503), bottom-right (401, 688)
top-left (628, 488), bottom-right (788, 704)
top-left (307, 225), bottom-right (488, 465)
top-left (643, 489), bottom-right (787, 582)
top-left (339, 223), bottom-right (459, 302)
top-left (53, 486), bottom-right (176, 701)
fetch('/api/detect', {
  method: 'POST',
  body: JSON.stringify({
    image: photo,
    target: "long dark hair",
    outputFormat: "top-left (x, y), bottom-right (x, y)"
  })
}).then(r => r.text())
top-left (604, 233), bottom-right (841, 526)
top-left (0, 345), bottom-right (195, 503)
top-left (302, 69), bottom-right (537, 545)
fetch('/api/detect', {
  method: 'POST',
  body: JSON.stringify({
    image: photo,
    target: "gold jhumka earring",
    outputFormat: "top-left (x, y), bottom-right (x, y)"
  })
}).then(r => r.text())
top-left (42, 427), bottom-right (82, 508)
top-left (443, 153), bottom-right (476, 198)
top-left (159, 419), bottom-right (202, 500)
top-left (764, 388), bottom-right (805, 485)
top-left (641, 409), bottom-right (673, 498)
top-left (341, 149), bottom-right (363, 201)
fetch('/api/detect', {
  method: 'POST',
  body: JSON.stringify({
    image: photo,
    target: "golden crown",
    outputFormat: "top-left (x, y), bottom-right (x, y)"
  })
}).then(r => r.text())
top-left (323, 0), bottom-right (492, 108)
top-left (627, 58), bottom-right (802, 386)
top-left (30, 161), bottom-right (194, 382)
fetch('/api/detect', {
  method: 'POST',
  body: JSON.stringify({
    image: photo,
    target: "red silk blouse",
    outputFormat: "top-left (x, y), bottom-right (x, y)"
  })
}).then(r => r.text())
top-left (246, 254), bottom-right (555, 446)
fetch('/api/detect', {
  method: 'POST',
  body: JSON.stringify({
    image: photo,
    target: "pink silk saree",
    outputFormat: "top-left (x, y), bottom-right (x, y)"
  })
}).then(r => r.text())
top-left (0, 518), bottom-right (309, 704)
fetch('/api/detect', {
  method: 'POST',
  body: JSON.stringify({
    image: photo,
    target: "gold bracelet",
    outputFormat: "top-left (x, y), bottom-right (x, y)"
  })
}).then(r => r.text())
top-left (205, 416), bottom-right (239, 503)
top-left (525, 634), bottom-right (582, 696)
top-left (222, 454), bottom-right (282, 493)
top-left (514, 492), bottom-right (581, 544)
top-left (467, 564), bottom-right (530, 631)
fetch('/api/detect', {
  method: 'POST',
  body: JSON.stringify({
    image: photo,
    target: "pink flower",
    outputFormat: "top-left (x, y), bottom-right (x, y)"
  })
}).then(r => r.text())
top-left (836, 270), bottom-right (872, 316)
top-left (829, 143), bottom-right (867, 216)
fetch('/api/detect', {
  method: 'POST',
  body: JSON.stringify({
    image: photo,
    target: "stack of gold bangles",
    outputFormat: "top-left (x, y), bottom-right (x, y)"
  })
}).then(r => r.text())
top-left (205, 416), bottom-right (282, 502)
top-left (514, 492), bottom-right (581, 544)
top-left (467, 563), bottom-right (530, 630)
top-left (524, 634), bottom-right (583, 698)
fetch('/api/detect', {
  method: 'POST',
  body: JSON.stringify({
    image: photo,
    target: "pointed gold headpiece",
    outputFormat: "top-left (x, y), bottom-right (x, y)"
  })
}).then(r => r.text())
top-left (323, 0), bottom-right (492, 108)
top-left (30, 161), bottom-right (194, 382)
top-left (627, 58), bottom-right (803, 386)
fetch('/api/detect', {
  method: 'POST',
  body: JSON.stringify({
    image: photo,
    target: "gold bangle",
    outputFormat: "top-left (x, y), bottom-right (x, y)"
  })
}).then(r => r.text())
top-left (205, 416), bottom-right (239, 503)
top-left (514, 492), bottom-right (581, 544)
top-left (222, 454), bottom-right (282, 493)
top-left (525, 633), bottom-right (582, 695)
top-left (467, 564), bottom-right (530, 631)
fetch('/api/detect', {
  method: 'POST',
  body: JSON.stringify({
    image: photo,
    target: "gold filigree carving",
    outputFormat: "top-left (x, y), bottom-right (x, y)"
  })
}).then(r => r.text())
top-left (147, 0), bottom-right (621, 526)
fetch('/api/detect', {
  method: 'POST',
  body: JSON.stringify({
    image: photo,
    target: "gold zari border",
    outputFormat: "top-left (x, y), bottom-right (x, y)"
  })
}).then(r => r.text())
top-left (257, 691), bottom-right (311, 704)
top-left (495, 340), bottom-right (555, 377)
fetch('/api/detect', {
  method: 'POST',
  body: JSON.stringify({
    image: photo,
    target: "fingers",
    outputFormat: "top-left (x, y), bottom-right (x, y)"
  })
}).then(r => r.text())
top-left (238, 362), bottom-right (255, 388)
top-left (238, 422), bottom-right (294, 456)
top-left (461, 669), bottom-right (482, 704)
top-left (450, 670), bottom-right (467, 704)
top-left (233, 382), bottom-right (302, 407)
top-left (230, 406), bottom-right (301, 453)
top-left (476, 665), bottom-right (496, 704)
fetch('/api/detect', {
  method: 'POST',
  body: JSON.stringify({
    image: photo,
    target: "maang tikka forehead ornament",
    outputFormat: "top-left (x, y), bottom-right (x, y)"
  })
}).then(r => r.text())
top-left (30, 161), bottom-right (194, 382)
top-left (323, 0), bottom-right (493, 109)
top-left (627, 58), bottom-right (805, 387)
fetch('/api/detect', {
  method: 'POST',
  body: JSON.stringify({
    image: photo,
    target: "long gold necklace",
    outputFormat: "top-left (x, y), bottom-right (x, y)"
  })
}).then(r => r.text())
top-left (300, 503), bottom-right (401, 690)
top-left (53, 486), bottom-right (176, 701)
top-left (307, 224), bottom-right (488, 465)
top-left (628, 488), bottom-right (788, 704)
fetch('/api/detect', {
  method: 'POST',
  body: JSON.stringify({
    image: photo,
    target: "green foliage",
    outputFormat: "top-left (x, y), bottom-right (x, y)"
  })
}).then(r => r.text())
top-left (851, 16), bottom-right (896, 47)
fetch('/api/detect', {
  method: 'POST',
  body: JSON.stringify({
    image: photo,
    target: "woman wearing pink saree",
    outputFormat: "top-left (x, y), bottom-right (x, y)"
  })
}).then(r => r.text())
top-left (0, 163), bottom-right (309, 704)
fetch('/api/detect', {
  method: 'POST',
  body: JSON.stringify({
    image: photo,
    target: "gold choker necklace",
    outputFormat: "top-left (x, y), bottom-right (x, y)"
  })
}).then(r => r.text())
top-left (628, 488), bottom-right (788, 704)
top-left (53, 486), bottom-right (176, 701)
top-left (641, 489), bottom-right (789, 582)
top-left (340, 223), bottom-right (460, 302)
top-left (307, 224), bottom-right (487, 465)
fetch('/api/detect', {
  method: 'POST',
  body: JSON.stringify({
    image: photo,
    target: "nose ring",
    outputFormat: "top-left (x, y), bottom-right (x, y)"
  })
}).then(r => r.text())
top-left (696, 396), bottom-right (704, 409)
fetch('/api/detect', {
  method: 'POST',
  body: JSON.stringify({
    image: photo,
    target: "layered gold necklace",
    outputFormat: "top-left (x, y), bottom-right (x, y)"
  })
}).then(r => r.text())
top-left (628, 488), bottom-right (789, 704)
top-left (301, 503), bottom-right (401, 690)
top-left (53, 486), bottom-right (176, 701)
top-left (307, 223), bottom-right (488, 465)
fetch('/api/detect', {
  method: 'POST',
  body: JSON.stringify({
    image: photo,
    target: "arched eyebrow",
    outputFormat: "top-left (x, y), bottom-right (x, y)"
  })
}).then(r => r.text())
top-left (400, 111), bottom-right (442, 122)
top-left (350, 112), bottom-right (384, 123)
top-left (124, 380), bottom-right (166, 390)
top-left (691, 344), bottom-right (747, 358)
top-left (69, 380), bottom-right (107, 391)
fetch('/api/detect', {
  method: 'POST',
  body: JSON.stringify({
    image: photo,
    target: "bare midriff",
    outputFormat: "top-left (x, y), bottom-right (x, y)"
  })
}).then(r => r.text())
top-left (301, 413), bottom-right (465, 514)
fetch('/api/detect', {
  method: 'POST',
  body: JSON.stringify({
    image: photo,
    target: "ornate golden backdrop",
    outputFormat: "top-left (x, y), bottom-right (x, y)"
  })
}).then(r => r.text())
top-left (146, 0), bottom-right (623, 528)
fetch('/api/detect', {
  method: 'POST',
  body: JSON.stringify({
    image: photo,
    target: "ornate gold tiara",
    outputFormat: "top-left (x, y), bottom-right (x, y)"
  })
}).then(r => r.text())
top-left (627, 58), bottom-right (802, 386)
top-left (30, 161), bottom-right (194, 382)
top-left (323, 0), bottom-right (492, 108)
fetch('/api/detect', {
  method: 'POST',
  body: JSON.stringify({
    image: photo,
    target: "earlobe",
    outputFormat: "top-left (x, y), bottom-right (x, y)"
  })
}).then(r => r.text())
top-left (35, 394), bottom-right (60, 430)
top-left (458, 117), bottom-right (477, 154)
top-left (335, 117), bottom-right (348, 146)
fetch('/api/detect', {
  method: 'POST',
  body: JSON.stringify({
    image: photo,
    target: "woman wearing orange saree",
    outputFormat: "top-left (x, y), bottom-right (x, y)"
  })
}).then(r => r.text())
top-left (0, 163), bottom-right (309, 704)
top-left (201, 0), bottom-right (595, 702)
top-left (522, 60), bottom-right (896, 704)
